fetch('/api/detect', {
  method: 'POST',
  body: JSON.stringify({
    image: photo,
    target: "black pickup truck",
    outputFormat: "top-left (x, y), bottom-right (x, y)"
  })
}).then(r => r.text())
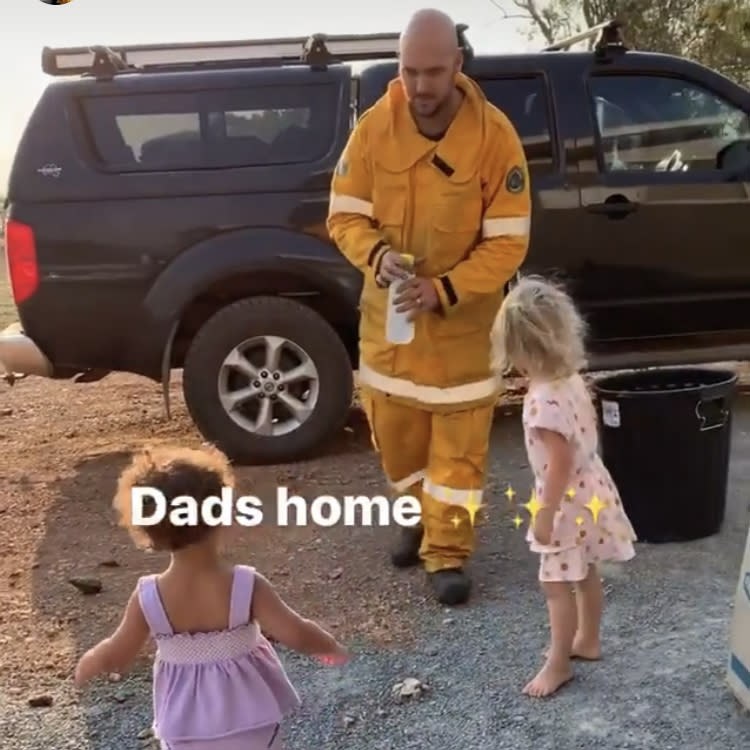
top-left (2, 21), bottom-right (749, 464)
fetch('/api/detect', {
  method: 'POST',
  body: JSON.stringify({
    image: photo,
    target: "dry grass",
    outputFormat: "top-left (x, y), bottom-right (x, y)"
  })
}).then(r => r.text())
top-left (0, 245), bottom-right (18, 329)
top-left (0, 277), bottom-right (16, 329)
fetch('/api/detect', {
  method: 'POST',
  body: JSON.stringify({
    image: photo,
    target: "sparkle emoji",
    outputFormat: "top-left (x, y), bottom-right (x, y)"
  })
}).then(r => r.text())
top-left (585, 495), bottom-right (607, 525)
top-left (505, 486), bottom-right (516, 503)
top-left (450, 513), bottom-right (462, 528)
top-left (523, 491), bottom-right (544, 523)
top-left (512, 514), bottom-right (523, 529)
top-left (575, 516), bottom-right (584, 526)
top-left (464, 490), bottom-right (483, 527)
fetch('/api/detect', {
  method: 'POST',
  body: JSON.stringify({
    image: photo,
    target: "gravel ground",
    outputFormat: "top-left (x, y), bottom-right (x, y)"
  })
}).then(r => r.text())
top-left (1, 372), bottom-right (750, 749)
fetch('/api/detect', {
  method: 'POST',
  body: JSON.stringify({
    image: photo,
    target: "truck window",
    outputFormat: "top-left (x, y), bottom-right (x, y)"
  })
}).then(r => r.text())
top-left (588, 75), bottom-right (750, 173)
top-left (81, 82), bottom-right (339, 171)
top-left (476, 76), bottom-right (555, 176)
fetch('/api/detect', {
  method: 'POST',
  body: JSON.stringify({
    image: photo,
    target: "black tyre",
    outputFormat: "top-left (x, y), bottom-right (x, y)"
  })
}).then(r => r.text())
top-left (182, 296), bottom-right (353, 464)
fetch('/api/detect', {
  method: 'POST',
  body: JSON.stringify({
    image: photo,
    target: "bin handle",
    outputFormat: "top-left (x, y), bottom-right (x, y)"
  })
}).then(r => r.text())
top-left (695, 396), bottom-right (729, 431)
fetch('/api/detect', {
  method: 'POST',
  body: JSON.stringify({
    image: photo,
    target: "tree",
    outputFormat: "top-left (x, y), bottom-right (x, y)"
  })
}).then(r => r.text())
top-left (496, 0), bottom-right (750, 86)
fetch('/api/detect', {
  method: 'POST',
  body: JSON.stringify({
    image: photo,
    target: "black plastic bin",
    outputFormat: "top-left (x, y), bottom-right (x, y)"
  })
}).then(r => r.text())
top-left (592, 366), bottom-right (737, 543)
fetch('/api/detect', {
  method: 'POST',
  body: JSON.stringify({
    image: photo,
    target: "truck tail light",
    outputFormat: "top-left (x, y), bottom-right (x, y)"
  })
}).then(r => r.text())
top-left (4, 219), bottom-right (39, 305)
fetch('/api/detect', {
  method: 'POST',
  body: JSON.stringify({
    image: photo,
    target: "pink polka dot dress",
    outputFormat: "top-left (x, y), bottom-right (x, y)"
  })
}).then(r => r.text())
top-left (522, 373), bottom-right (637, 582)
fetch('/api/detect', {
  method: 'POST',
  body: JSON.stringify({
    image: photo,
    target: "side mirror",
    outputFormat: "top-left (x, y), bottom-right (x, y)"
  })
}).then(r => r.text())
top-left (717, 139), bottom-right (750, 179)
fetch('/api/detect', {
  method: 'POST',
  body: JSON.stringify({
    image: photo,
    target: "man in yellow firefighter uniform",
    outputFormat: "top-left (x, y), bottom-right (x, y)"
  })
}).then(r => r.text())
top-left (326, 9), bottom-right (531, 605)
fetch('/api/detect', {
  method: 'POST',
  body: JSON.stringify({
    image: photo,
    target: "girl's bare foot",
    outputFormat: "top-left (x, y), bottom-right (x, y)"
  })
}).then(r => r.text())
top-left (522, 659), bottom-right (574, 698)
top-left (532, 579), bottom-right (577, 697)
top-left (543, 635), bottom-right (600, 660)
top-left (571, 634), bottom-right (600, 660)
top-left (572, 565), bottom-right (603, 659)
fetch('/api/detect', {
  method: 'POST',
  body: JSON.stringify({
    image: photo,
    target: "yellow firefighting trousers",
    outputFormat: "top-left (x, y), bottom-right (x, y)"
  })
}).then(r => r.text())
top-left (360, 385), bottom-right (494, 572)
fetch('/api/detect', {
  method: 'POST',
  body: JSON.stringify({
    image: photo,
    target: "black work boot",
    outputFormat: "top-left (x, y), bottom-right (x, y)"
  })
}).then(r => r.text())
top-left (390, 524), bottom-right (423, 568)
top-left (428, 568), bottom-right (471, 605)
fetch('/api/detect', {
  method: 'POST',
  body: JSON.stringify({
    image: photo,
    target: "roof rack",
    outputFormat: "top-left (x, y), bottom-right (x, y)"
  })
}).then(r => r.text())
top-left (41, 31), bottom-right (404, 78)
top-left (543, 19), bottom-right (628, 55)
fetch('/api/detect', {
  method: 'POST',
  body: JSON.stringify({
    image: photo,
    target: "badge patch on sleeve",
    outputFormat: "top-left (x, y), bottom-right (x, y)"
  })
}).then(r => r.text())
top-left (505, 166), bottom-right (525, 194)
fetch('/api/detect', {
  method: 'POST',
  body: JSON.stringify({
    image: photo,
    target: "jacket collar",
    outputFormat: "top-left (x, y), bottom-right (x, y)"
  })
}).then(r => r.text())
top-left (371, 72), bottom-right (487, 182)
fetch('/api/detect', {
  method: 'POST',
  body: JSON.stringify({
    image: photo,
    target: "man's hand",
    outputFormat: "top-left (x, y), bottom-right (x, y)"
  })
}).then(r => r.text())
top-left (376, 250), bottom-right (414, 286)
top-left (393, 277), bottom-right (440, 320)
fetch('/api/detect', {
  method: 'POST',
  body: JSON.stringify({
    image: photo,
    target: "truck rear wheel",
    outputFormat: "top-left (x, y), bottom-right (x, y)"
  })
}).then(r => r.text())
top-left (182, 296), bottom-right (353, 464)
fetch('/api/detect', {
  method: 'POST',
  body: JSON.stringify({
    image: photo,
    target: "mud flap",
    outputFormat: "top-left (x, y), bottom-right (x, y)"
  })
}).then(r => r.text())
top-left (160, 319), bottom-right (180, 420)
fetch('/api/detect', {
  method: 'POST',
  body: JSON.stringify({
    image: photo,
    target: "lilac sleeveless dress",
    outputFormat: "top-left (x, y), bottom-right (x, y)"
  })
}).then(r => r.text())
top-left (137, 564), bottom-right (301, 750)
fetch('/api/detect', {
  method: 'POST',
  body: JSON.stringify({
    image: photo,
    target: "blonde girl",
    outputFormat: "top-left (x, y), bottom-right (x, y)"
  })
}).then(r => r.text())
top-left (491, 275), bottom-right (636, 698)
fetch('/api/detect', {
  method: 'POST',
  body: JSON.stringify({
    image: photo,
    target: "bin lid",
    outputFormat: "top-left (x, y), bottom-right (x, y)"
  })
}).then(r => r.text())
top-left (593, 366), bottom-right (738, 397)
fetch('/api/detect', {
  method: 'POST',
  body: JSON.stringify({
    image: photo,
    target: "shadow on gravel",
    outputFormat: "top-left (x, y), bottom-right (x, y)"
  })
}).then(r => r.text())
top-left (29, 399), bottom-right (531, 654)
top-left (29, 451), bottom-right (159, 744)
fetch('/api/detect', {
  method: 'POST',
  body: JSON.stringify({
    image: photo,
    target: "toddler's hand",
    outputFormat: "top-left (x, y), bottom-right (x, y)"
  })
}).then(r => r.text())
top-left (315, 644), bottom-right (350, 665)
top-left (74, 649), bottom-right (102, 687)
top-left (533, 506), bottom-right (555, 546)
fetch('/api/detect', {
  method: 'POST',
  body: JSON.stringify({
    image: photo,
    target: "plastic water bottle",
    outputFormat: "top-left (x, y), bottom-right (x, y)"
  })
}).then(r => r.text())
top-left (386, 253), bottom-right (415, 344)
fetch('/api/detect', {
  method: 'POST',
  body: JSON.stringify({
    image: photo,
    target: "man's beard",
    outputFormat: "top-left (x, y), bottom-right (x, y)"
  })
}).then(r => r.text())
top-left (410, 94), bottom-right (449, 120)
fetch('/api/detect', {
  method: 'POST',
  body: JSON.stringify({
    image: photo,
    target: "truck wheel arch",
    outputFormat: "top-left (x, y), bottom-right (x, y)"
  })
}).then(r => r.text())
top-left (147, 229), bottom-right (360, 424)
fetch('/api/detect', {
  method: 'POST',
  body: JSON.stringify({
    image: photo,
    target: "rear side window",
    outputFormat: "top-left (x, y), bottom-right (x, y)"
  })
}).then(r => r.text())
top-left (476, 76), bottom-right (556, 176)
top-left (81, 82), bottom-right (339, 171)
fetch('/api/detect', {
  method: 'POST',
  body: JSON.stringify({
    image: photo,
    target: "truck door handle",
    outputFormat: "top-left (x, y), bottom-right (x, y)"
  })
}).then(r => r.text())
top-left (586, 195), bottom-right (639, 218)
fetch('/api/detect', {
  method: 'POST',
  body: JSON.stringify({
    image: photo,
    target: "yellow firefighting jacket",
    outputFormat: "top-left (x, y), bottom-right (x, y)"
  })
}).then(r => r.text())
top-left (327, 72), bottom-right (531, 411)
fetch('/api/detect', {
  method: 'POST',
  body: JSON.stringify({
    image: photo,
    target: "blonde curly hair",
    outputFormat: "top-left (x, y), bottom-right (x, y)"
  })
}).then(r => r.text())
top-left (491, 274), bottom-right (588, 380)
top-left (113, 444), bottom-right (234, 551)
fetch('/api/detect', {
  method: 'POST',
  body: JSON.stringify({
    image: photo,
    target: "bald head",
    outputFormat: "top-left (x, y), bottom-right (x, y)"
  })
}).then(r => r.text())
top-left (398, 9), bottom-right (462, 120)
top-left (400, 8), bottom-right (459, 53)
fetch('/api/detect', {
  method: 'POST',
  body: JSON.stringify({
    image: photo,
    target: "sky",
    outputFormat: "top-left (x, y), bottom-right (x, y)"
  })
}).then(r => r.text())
top-left (0, 0), bottom-right (541, 189)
